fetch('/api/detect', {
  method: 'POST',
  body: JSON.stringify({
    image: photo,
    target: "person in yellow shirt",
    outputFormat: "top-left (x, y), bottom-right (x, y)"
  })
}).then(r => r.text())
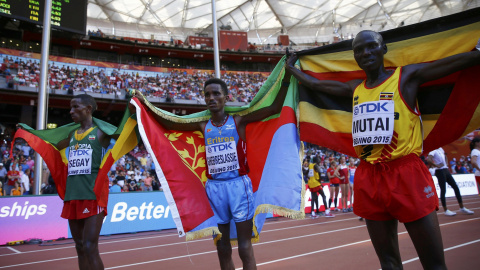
top-left (308, 157), bottom-right (334, 218)
top-left (10, 181), bottom-right (23, 196)
top-left (286, 31), bottom-right (480, 269)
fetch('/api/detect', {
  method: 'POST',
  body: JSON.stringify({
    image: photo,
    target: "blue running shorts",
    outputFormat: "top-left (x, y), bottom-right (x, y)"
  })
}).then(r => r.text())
top-left (205, 175), bottom-right (255, 224)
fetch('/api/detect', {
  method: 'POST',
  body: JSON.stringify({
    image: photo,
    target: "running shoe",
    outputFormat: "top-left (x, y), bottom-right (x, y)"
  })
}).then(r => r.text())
top-left (444, 209), bottom-right (456, 216)
top-left (334, 208), bottom-right (340, 212)
top-left (460, 207), bottom-right (474, 215)
top-left (324, 212), bottom-right (335, 218)
top-left (358, 217), bottom-right (364, 221)
top-left (342, 209), bottom-right (348, 213)
top-left (348, 207), bottom-right (353, 212)
top-left (311, 212), bottom-right (318, 219)
top-left (317, 212), bottom-right (325, 217)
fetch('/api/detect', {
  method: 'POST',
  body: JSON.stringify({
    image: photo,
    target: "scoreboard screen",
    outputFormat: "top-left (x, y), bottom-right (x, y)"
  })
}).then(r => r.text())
top-left (0, 0), bottom-right (88, 35)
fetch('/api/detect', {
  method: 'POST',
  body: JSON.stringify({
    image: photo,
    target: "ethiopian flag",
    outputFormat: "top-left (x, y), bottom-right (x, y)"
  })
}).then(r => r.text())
top-left (14, 111), bottom-right (138, 208)
top-left (131, 56), bottom-right (305, 243)
top-left (297, 7), bottom-right (480, 156)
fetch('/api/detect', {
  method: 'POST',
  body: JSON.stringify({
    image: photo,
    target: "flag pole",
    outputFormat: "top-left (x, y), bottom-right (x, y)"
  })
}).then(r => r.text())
top-left (211, 0), bottom-right (221, 78)
top-left (34, 0), bottom-right (53, 195)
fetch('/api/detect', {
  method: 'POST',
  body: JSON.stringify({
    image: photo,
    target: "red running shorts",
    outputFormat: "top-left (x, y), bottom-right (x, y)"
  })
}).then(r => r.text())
top-left (61, 200), bottom-right (107, 220)
top-left (353, 154), bottom-right (439, 223)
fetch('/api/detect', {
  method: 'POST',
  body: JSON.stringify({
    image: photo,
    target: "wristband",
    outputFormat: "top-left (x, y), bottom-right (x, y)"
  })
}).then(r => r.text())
top-left (282, 81), bottom-right (290, 87)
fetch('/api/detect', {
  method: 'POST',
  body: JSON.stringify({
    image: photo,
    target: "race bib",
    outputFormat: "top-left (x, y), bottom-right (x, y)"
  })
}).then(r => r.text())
top-left (206, 141), bottom-right (239, 175)
top-left (352, 100), bottom-right (394, 146)
top-left (308, 168), bottom-right (314, 177)
top-left (68, 149), bottom-right (93, 176)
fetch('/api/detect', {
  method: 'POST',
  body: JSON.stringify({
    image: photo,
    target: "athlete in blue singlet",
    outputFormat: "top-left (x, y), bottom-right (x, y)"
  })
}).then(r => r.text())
top-left (133, 74), bottom-right (291, 270)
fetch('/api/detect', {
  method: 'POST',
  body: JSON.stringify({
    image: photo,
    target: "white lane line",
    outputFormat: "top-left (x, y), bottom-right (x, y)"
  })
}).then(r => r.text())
top-left (251, 218), bottom-right (480, 269)
top-left (0, 256), bottom-right (78, 269)
top-left (394, 239), bottom-right (480, 268)
top-left (0, 224), bottom-right (367, 269)
top-left (1, 210), bottom-right (479, 268)
top-left (1, 217), bottom-right (479, 268)
top-left (0, 216), bottom-right (360, 257)
top-left (241, 239), bottom-right (373, 269)
top-left (2, 247), bottom-right (21, 254)
top-left (105, 250), bottom-right (218, 269)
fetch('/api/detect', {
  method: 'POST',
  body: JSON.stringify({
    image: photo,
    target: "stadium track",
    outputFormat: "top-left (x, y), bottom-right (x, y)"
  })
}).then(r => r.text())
top-left (1, 195), bottom-right (479, 269)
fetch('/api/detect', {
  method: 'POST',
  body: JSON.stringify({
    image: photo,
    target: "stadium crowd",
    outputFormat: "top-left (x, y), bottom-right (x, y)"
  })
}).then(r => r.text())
top-left (1, 55), bottom-right (267, 103)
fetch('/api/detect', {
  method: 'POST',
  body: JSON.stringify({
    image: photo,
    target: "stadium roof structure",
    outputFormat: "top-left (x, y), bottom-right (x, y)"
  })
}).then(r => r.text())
top-left (87, 0), bottom-right (480, 45)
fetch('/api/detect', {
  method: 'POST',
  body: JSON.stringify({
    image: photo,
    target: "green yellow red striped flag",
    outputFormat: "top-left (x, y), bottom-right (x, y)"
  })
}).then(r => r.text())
top-left (14, 111), bottom-right (138, 208)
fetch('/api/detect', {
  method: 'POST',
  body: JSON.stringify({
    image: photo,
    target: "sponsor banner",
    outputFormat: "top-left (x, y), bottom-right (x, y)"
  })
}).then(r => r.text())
top-left (96, 192), bottom-right (176, 237)
top-left (0, 195), bottom-right (67, 245)
top-left (0, 192), bottom-right (178, 244)
top-left (432, 173), bottom-right (478, 197)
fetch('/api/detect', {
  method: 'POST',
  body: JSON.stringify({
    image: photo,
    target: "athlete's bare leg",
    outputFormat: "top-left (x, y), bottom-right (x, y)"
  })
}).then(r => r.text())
top-left (340, 184), bottom-right (349, 210)
top-left (404, 211), bottom-right (447, 270)
top-left (365, 218), bottom-right (403, 270)
top-left (69, 212), bottom-right (105, 270)
top-left (349, 183), bottom-right (353, 207)
top-left (217, 223), bottom-right (234, 270)
top-left (236, 219), bottom-right (257, 270)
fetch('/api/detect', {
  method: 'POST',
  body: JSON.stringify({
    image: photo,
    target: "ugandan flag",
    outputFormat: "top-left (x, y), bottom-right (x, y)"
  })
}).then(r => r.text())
top-left (131, 56), bottom-right (305, 243)
top-left (297, 7), bottom-right (480, 156)
top-left (14, 111), bottom-right (138, 208)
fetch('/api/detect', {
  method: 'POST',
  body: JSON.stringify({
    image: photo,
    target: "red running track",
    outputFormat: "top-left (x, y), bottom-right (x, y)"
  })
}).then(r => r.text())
top-left (1, 195), bottom-right (479, 269)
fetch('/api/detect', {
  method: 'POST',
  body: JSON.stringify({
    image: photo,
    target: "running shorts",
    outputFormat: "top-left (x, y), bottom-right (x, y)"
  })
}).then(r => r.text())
top-left (205, 175), bottom-right (255, 224)
top-left (339, 177), bottom-right (349, 185)
top-left (61, 200), bottom-right (107, 220)
top-left (353, 154), bottom-right (439, 223)
top-left (329, 183), bottom-right (339, 187)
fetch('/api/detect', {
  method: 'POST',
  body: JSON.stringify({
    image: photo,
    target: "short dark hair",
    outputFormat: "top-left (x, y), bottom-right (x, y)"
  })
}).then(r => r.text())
top-left (204, 78), bottom-right (228, 95)
top-left (470, 137), bottom-right (480, 151)
top-left (73, 94), bottom-right (97, 113)
top-left (353, 30), bottom-right (385, 46)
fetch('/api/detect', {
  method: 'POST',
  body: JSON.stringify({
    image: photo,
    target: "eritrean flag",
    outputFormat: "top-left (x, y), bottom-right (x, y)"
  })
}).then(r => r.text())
top-left (297, 8), bottom-right (480, 156)
top-left (131, 56), bottom-right (305, 243)
top-left (14, 111), bottom-right (138, 208)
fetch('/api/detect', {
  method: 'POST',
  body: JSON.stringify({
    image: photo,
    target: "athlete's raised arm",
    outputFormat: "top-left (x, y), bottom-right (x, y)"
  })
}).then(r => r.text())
top-left (285, 53), bottom-right (361, 97)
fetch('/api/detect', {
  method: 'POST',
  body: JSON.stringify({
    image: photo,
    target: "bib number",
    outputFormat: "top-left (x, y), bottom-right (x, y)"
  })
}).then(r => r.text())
top-left (68, 149), bottom-right (93, 176)
top-left (206, 141), bottom-right (239, 175)
top-left (352, 100), bottom-right (394, 146)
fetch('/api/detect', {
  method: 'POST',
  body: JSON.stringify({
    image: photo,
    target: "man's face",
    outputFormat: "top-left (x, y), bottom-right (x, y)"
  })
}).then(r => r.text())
top-left (70, 98), bottom-right (90, 123)
top-left (352, 32), bottom-right (386, 71)
top-left (204, 83), bottom-right (227, 113)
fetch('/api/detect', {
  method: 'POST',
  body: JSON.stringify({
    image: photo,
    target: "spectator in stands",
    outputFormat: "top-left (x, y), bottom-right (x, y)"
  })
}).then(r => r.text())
top-left (0, 163), bottom-right (6, 185)
top-left (143, 172), bottom-right (153, 191)
top-left (109, 180), bottom-right (121, 193)
top-left (115, 171), bottom-right (126, 187)
top-left (10, 181), bottom-right (22, 196)
top-left (5, 161), bottom-right (20, 196)
top-left (20, 170), bottom-right (30, 195)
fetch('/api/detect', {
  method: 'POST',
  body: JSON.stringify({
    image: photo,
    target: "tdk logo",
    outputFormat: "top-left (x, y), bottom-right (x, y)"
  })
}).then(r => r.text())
top-left (209, 142), bottom-right (234, 152)
top-left (355, 102), bottom-right (389, 115)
